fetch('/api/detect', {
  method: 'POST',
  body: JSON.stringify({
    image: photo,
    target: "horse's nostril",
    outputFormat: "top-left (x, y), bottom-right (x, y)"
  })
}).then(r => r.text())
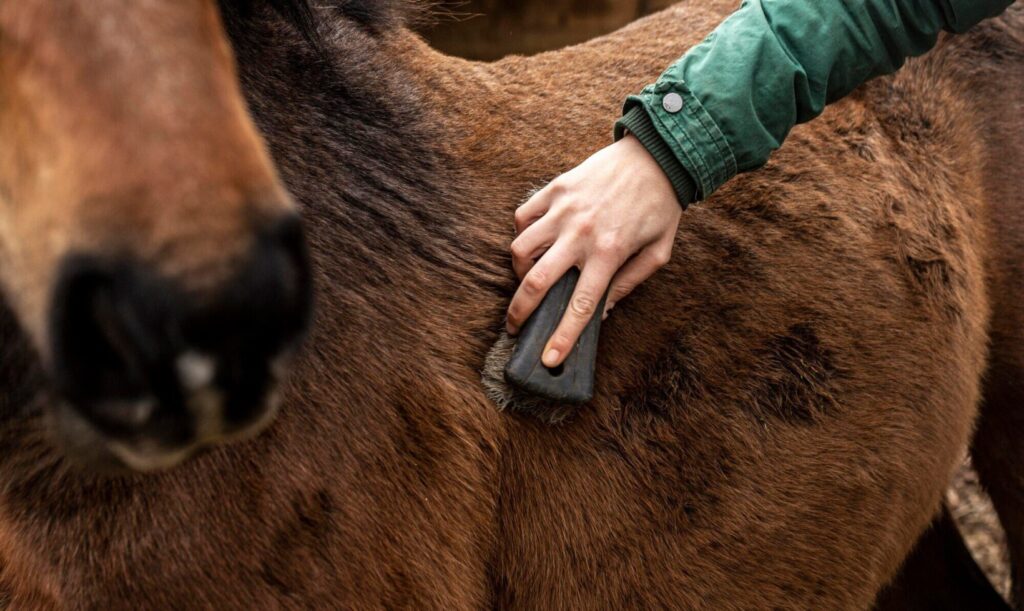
top-left (46, 215), bottom-right (311, 464)
top-left (181, 214), bottom-right (312, 362)
top-left (253, 213), bottom-right (313, 347)
top-left (50, 260), bottom-right (173, 412)
top-left (181, 214), bottom-right (312, 429)
top-left (49, 258), bottom-right (187, 437)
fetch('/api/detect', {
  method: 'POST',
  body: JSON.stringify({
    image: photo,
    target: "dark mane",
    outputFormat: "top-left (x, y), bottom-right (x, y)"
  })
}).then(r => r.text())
top-left (220, 0), bottom-right (423, 42)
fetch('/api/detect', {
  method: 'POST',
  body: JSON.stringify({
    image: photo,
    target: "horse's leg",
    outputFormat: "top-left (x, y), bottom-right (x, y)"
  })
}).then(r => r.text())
top-left (970, 33), bottom-right (1024, 602)
top-left (874, 504), bottom-right (1009, 610)
top-left (972, 324), bottom-right (1024, 608)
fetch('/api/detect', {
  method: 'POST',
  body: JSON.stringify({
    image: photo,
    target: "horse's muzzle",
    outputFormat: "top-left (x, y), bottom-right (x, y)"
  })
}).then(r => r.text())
top-left (46, 215), bottom-right (312, 471)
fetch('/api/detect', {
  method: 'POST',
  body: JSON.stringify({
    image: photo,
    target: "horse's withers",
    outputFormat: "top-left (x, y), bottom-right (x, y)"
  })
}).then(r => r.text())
top-left (0, 0), bottom-right (311, 470)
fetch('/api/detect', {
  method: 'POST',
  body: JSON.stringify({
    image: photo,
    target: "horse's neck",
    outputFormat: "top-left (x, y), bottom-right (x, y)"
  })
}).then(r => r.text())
top-left (227, 26), bottom-right (518, 384)
top-left (222, 0), bottom-right (750, 380)
top-left (228, 0), bottom-right (727, 277)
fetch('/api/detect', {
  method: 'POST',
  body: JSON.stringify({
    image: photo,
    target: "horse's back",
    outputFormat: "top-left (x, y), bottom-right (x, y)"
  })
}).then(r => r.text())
top-left (482, 3), bottom-right (1021, 608)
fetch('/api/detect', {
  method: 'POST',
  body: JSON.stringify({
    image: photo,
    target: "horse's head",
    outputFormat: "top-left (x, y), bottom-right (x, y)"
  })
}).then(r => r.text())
top-left (0, 0), bottom-right (311, 471)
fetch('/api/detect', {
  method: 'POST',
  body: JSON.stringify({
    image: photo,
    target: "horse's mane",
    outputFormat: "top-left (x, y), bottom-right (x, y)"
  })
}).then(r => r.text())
top-left (220, 0), bottom-right (426, 42)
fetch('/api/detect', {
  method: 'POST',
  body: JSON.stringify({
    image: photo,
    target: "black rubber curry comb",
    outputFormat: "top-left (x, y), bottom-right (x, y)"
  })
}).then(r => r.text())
top-left (504, 268), bottom-right (607, 403)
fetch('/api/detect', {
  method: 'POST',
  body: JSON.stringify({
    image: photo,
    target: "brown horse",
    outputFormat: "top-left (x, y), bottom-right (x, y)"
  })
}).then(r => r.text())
top-left (0, 0), bottom-right (1020, 607)
top-left (0, 0), bottom-right (312, 473)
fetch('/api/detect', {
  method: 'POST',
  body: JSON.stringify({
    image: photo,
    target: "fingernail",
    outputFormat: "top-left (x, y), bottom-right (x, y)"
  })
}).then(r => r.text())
top-left (543, 349), bottom-right (560, 367)
top-left (506, 323), bottom-right (518, 335)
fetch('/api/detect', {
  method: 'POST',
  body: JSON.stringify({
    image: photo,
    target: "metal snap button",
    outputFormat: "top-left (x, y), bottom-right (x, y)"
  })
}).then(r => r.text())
top-left (662, 92), bottom-right (684, 114)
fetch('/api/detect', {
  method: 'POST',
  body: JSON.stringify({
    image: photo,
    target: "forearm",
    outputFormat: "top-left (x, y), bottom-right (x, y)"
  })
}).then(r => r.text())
top-left (616, 0), bottom-right (1014, 201)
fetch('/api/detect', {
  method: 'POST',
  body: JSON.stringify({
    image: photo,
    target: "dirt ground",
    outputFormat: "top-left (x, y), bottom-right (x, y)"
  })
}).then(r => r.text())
top-left (949, 459), bottom-right (1011, 599)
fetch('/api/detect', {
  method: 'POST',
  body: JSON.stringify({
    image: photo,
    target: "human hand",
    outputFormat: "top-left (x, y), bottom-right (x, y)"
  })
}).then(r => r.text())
top-left (507, 134), bottom-right (682, 368)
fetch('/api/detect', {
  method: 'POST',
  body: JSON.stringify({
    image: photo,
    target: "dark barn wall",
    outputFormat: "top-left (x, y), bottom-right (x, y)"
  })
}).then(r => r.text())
top-left (422, 0), bottom-right (677, 60)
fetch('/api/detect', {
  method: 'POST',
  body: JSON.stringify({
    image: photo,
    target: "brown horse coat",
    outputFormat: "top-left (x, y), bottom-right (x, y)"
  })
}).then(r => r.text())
top-left (0, 0), bottom-right (1021, 607)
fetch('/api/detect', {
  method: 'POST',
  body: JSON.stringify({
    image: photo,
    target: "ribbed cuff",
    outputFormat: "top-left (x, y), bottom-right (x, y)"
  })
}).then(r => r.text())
top-left (615, 79), bottom-right (737, 201)
top-left (615, 106), bottom-right (697, 209)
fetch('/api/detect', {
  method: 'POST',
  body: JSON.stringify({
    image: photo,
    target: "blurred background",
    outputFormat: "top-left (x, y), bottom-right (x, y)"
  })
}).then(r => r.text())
top-left (423, 0), bottom-right (677, 59)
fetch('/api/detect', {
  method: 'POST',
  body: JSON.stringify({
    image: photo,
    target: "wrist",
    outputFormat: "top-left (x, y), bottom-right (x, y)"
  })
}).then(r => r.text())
top-left (615, 106), bottom-right (697, 208)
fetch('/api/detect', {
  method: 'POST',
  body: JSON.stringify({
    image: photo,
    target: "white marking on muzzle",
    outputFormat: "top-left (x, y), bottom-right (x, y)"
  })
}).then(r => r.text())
top-left (177, 352), bottom-right (216, 391)
top-left (176, 352), bottom-right (225, 442)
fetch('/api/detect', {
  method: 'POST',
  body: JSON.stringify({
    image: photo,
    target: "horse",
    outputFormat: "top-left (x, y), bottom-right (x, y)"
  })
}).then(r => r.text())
top-left (0, 0), bottom-right (313, 473)
top-left (0, 0), bottom-right (1020, 607)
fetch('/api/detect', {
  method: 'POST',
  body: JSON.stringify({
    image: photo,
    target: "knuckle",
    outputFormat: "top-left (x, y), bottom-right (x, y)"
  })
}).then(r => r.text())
top-left (575, 215), bottom-right (596, 238)
top-left (509, 239), bottom-right (528, 260)
top-left (650, 248), bottom-right (672, 267)
top-left (551, 333), bottom-right (572, 349)
top-left (568, 197), bottom-right (590, 215)
top-left (522, 269), bottom-right (547, 294)
top-left (611, 283), bottom-right (633, 301)
top-left (513, 207), bottom-right (529, 226)
top-left (595, 235), bottom-right (623, 258)
top-left (570, 293), bottom-right (597, 317)
top-left (547, 180), bottom-right (569, 198)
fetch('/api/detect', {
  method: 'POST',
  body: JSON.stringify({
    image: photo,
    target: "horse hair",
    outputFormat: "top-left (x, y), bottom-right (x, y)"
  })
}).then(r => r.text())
top-left (220, 0), bottom-right (423, 42)
top-left (0, 1), bottom-right (1021, 607)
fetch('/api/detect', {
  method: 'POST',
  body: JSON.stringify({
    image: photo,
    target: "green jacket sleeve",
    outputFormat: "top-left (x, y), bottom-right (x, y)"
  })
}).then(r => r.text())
top-left (614, 0), bottom-right (1014, 203)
